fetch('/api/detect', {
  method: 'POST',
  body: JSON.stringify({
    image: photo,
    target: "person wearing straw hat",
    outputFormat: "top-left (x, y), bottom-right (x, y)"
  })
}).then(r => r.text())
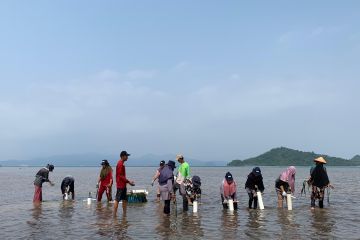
top-left (151, 160), bottom-right (166, 201)
top-left (308, 156), bottom-right (332, 209)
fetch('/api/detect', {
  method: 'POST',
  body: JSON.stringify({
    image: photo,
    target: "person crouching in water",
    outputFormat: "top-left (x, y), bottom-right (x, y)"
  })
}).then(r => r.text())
top-left (159, 160), bottom-right (176, 214)
top-left (61, 176), bottom-right (75, 200)
top-left (151, 160), bottom-right (166, 201)
top-left (33, 164), bottom-right (55, 204)
top-left (220, 172), bottom-right (237, 209)
top-left (97, 159), bottom-right (113, 202)
top-left (275, 166), bottom-right (296, 208)
top-left (308, 157), bottom-right (333, 209)
top-left (245, 167), bottom-right (265, 209)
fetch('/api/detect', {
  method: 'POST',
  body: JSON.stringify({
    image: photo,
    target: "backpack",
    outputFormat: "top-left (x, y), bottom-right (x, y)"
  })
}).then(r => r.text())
top-left (159, 166), bottom-right (173, 185)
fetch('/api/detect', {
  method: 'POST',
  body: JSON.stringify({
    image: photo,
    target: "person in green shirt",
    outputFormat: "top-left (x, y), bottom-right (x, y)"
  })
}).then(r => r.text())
top-left (173, 154), bottom-right (190, 211)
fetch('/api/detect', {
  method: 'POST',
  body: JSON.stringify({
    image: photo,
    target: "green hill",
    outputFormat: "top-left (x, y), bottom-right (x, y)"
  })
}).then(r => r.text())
top-left (228, 147), bottom-right (360, 166)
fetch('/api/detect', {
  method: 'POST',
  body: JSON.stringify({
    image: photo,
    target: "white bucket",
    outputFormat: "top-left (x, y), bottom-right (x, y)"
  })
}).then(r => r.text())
top-left (257, 191), bottom-right (264, 210)
top-left (228, 199), bottom-right (234, 211)
top-left (64, 193), bottom-right (69, 200)
top-left (193, 200), bottom-right (198, 213)
top-left (287, 193), bottom-right (292, 210)
top-left (87, 197), bottom-right (92, 205)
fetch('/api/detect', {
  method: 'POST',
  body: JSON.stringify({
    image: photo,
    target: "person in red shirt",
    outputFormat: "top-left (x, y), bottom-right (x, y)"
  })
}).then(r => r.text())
top-left (97, 159), bottom-right (113, 202)
top-left (114, 151), bottom-right (135, 216)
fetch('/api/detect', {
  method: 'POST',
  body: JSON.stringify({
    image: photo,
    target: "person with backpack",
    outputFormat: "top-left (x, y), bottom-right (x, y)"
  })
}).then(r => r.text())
top-left (275, 166), bottom-right (296, 208)
top-left (245, 167), bottom-right (265, 209)
top-left (220, 172), bottom-right (237, 209)
top-left (97, 159), bottom-right (113, 202)
top-left (151, 160), bottom-right (166, 201)
top-left (159, 160), bottom-right (176, 214)
top-left (61, 175), bottom-right (75, 200)
top-left (33, 164), bottom-right (55, 203)
top-left (308, 157), bottom-right (333, 209)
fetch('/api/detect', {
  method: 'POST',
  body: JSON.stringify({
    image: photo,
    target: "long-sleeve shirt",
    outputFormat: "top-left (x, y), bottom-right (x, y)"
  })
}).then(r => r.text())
top-left (116, 160), bottom-right (129, 189)
top-left (34, 167), bottom-right (50, 187)
top-left (220, 179), bottom-right (237, 199)
top-left (245, 173), bottom-right (265, 192)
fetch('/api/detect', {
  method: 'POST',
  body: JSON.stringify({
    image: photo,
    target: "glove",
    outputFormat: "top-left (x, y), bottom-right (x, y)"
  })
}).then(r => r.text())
top-left (282, 191), bottom-right (287, 197)
top-left (151, 182), bottom-right (154, 187)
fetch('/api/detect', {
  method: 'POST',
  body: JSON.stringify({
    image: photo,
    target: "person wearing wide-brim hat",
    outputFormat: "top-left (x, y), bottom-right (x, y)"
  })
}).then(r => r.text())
top-left (308, 156), bottom-right (333, 209)
top-left (97, 159), bottom-right (113, 202)
top-left (158, 160), bottom-right (176, 214)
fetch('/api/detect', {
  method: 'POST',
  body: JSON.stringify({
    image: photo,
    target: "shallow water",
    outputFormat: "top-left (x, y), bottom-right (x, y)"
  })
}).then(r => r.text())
top-left (0, 166), bottom-right (359, 239)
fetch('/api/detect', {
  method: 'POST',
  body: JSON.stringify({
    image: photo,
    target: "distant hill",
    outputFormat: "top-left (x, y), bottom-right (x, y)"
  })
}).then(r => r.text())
top-left (228, 147), bottom-right (360, 166)
top-left (0, 153), bottom-right (226, 167)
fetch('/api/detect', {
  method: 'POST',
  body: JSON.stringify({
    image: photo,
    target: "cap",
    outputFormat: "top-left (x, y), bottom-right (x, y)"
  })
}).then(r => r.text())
top-left (160, 160), bottom-right (165, 166)
top-left (252, 167), bottom-right (261, 176)
top-left (120, 151), bottom-right (131, 157)
top-left (47, 164), bottom-right (54, 172)
top-left (167, 160), bottom-right (176, 169)
top-left (176, 154), bottom-right (184, 161)
top-left (101, 159), bottom-right (109, 166)
top-left (225, 172), bottom-right (233, 181)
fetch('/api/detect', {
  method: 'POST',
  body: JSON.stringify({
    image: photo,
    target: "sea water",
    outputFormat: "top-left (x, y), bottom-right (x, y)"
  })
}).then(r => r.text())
top-left (0, 166), bottom-right (359, 239)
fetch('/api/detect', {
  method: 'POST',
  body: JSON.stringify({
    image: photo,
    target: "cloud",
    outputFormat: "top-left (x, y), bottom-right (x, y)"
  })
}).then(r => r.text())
top-left (126, 69), bottom-right (157, 79)
top-left (172, 61), bottom-right (189, 71)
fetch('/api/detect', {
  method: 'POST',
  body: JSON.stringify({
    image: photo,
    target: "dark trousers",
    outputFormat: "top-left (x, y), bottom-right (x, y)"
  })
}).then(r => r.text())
top-left (248, 192), bottom-right (258, 209)
top-left (164, 200), bottom-right (171, 214)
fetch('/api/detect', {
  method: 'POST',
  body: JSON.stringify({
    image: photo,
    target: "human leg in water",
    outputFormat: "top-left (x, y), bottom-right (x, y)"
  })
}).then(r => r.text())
top-left (319, 187), bottom-right (325, 208)
top-left (253, 196), bottom-right (258, 209)
top-left (277, 191), bottom-right (284, 208)
top-left (248, 192), bottom-right (254, 209)
top-left (164, 200), bottom-right (171, 214)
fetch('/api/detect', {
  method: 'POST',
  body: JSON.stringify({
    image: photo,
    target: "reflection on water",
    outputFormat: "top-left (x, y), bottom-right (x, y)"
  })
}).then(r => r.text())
top-left (0, 166), bottom-right (359, 239)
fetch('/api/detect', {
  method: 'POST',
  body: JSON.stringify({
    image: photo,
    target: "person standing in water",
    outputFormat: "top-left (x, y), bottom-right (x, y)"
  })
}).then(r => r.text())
top-left (114, 151), bottom-right (135, 217)
top-left (33, 164), bottom-right (55, 203)
top-left (220, 172), bottom-right (237, 209)
top-left (61, 175), bottom-right (75, 200)
top-left (159, 160), bottom-right (176, 214)
top-left (97, 159), bottom-right (113, 202)
top-left (151, 160), bottom-right (166, 201)
top-left (275, 166), bottom-right (296, 208)
top-left (173, 154), bottom-right (190, 211)
top-left (308, 157), bottom-right (333, 209)
top-left (245, 167), bottom-right (265, 209)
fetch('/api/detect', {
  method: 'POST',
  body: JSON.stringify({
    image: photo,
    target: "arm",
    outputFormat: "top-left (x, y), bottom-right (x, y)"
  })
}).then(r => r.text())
top-left (152, 170), bottom-right (160, 184)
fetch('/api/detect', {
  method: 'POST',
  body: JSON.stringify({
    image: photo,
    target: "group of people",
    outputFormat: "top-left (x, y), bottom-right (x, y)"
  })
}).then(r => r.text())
top-left (219, 156), bottom-right (333, 210)
top-left (33, 152), bottom-right (333, 215)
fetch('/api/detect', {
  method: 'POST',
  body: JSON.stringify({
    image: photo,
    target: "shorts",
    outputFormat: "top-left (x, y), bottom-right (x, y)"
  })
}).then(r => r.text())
top-left (115, 188), bottom-right (127, 202)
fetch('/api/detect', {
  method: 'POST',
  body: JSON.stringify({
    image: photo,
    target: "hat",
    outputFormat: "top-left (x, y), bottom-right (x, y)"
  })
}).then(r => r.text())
top-left (120, 151), bottom-right (131, 157)
top-left (314, 156), bottom-right (327, 164)
top-left (176, 154), bottom-right (184, 161)
top-left (47, 164), bottom-right (54, 172)
top-left (160, 160), bottom-right (165, 166)
top-left (225, 172), bottom-right (233, 181)
top-left (101, 159), bottom-right (109, 166)
top-left (167, 160), bottom-right (176, 169)
top-left (252, 167), bottom-right (261, 176)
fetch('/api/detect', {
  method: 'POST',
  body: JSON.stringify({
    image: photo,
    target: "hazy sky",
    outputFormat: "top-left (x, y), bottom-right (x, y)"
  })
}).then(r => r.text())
top-left (1, 1), bottom-right (359, 161)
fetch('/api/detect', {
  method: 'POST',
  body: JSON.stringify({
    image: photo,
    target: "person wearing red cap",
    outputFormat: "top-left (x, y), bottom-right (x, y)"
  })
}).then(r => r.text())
top-left (114, 151), bottom-right (135, 216)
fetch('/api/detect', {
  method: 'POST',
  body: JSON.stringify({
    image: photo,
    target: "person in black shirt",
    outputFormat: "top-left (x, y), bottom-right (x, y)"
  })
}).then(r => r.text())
top-left (61, 176), bottom-right (75, 200)
top-left (33, 164), bottom-right (54, 203)
top-left (245, 167), bottom-right (265, 209)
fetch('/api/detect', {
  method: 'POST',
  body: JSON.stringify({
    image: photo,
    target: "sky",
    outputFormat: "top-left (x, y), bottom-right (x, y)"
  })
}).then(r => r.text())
top-left (0, 1), bottom-right (360, 162)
